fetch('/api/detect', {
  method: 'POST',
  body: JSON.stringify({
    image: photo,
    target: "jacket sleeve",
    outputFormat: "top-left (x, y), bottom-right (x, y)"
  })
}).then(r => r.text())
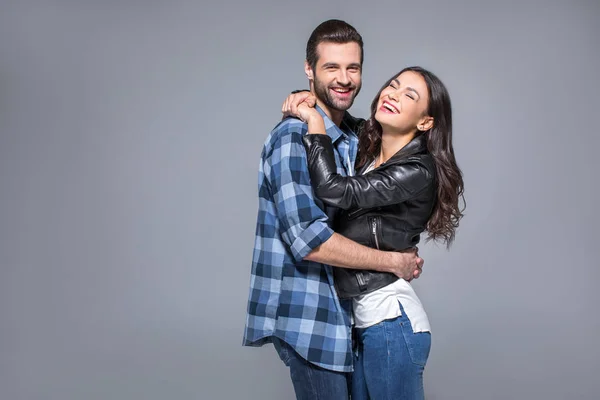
top-left (302, 134), bottom-right (434, 210)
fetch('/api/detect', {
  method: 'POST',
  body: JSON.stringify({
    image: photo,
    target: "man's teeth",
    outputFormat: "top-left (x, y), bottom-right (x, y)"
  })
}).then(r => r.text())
top-left (383, 103), bottom-right (398, 113)
top-left (332, 88), bottom-right (351, 93)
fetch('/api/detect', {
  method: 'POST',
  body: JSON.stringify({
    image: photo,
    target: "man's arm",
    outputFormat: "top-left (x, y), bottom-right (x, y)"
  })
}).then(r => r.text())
top-left (305, 233), bottom-right (423, 281)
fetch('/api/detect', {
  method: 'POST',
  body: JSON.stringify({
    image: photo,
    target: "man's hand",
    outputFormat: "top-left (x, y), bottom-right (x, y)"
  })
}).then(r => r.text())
top-left (282, 91), bottom-right (317, 119)
top-left (305, 233), bottom-right (424, 280)
top-left (387, 248), bottom-right (424, 281)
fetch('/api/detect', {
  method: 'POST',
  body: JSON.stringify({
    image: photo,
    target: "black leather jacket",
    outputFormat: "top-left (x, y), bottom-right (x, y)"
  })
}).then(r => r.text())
top-left (302, 133), bottom-right (436, 299)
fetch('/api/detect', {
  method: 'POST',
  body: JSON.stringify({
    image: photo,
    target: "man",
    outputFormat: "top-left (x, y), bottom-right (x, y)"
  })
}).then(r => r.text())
top-left (243, 20), bottom-right (423, 399)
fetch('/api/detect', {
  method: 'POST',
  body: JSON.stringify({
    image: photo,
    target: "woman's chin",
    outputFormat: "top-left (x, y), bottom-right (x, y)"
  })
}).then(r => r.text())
top-left (373, 112), bottom-right (390, 127)
top-left (375, 112), bottom-right (396, 126)
top-left (375, 118), bottom-right (396, 132)
top-left (374, 113), bottom-right (406, 134)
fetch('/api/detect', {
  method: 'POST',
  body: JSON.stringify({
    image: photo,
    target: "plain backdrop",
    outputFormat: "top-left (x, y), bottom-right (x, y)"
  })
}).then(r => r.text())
top-left (1, 0), bottom-right (599, 399)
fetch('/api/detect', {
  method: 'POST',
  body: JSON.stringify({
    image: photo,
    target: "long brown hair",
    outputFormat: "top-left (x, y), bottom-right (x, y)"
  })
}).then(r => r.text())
top-left (357, 66), bottom-right (465, 246)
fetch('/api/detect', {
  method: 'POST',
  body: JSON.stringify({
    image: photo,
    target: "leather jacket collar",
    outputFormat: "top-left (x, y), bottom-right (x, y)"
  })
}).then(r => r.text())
top-left (358, 134), bottom-right (428, 175)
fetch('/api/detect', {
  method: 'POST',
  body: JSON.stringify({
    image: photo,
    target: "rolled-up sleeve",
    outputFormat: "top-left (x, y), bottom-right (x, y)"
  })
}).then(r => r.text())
top-left (266, 125), bottom-right (334, 262)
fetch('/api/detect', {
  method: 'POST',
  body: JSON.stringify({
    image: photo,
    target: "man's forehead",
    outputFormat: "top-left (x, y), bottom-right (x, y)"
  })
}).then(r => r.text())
top-left (315, 41), bottom-right (361, 64)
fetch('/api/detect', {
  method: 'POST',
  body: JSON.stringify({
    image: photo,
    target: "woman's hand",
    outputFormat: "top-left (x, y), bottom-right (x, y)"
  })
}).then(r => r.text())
top-left (281, 91), bottom-right (325, 134)
top-left (299, 103), bottom-right (326, 135)
top-left (296, 102), bottom-right (320, 123)
top-left (281, 91), bottom-right (317, 119)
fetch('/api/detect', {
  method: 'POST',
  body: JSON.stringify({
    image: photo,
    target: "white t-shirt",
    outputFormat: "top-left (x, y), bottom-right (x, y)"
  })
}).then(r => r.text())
top-left (352, 161), bottom-right (431, 332)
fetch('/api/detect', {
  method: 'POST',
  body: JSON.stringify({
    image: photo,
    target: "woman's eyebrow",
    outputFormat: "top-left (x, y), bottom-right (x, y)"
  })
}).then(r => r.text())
top-left (405, 86), bottom-right (421, 99)
top-left (394, 79), bottom-right (421, 99)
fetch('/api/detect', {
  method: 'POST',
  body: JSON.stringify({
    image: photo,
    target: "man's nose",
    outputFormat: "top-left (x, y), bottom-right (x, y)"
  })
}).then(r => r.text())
top-left (336, 70), bottom-right (351, 86)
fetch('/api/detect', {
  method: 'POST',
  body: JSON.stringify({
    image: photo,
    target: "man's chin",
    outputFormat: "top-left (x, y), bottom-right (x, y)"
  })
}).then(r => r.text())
top-left (332, 101), bottom-right (354, 112)
top-left (327, 96), bottom-right (355, 112)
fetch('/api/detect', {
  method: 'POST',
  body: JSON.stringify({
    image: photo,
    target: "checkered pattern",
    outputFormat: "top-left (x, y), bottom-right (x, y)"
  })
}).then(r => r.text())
top-left (243, 107), bottom-right (360, 372)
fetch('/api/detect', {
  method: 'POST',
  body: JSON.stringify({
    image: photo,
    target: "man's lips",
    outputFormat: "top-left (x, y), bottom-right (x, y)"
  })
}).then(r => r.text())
top-left (330, 87), bottom-right (354, 97)
top-left (380, 100), bottom-right (399, 113)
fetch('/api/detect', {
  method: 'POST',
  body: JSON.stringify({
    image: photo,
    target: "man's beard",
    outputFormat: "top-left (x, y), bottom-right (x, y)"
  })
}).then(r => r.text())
top-left (313, 74), bottom-right (361, 112)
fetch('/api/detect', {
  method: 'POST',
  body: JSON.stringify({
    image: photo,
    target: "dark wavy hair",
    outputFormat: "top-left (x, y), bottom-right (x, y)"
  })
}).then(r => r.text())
top-left (357, 66), bottom-right (465, 246)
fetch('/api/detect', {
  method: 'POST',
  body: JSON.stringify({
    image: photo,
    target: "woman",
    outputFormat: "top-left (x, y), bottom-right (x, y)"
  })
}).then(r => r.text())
top-left (283, 66), bottom-right (464, 399)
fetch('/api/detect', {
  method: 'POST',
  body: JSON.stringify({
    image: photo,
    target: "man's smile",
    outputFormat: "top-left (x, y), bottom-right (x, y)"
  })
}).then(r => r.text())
top-left (330, 87), bottom-right (354, 98)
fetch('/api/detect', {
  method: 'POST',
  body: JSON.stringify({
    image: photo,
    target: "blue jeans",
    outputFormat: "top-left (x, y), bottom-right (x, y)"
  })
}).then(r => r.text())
top-left (272, 337), bottom-right (350, 400)
top-left (352, 303), bottom-right (431, 400)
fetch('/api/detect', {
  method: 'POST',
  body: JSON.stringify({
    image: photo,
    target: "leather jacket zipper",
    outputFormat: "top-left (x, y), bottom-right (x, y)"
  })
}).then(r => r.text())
top-left (371, 217), bottom-right (380, 250)
top-left (356, 273), bottom-right (367, 288)
top-left (347, 208), bottom-right (367, 220)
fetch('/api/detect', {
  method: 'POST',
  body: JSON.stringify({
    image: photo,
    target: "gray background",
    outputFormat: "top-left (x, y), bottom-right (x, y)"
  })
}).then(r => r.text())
top-left (1, 0), bottom-right (599, 399)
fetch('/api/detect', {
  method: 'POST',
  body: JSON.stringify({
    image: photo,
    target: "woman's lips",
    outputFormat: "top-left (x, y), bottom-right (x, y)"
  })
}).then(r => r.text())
top-left (380, 100), bottom-right (399, 113)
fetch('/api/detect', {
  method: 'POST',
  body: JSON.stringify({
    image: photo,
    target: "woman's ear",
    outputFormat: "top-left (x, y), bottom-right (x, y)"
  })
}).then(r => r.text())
top-left (418, 116), bottom-right (434, 132)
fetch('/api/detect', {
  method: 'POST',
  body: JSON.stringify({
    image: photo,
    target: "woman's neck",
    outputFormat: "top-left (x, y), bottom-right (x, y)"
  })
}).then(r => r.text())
top-left (376, 129), bottom-right (416, 167)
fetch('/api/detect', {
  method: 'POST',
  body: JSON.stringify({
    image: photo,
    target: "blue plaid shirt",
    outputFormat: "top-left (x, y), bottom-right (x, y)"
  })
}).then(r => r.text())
top-left (243, 107), bottom-right (360, 372)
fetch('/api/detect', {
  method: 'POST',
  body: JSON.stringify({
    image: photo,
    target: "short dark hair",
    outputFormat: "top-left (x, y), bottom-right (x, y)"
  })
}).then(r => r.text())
top-left (306, 19), bottom-right (364, 70)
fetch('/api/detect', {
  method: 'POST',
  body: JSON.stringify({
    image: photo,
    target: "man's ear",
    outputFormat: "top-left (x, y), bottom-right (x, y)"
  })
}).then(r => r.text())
top-left (304, 61), bottom-right (314, 80)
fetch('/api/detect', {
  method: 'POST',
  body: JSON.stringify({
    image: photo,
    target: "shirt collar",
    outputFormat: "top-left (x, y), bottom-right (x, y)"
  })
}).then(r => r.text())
top-left (315, 105), bottom-right (357, 143)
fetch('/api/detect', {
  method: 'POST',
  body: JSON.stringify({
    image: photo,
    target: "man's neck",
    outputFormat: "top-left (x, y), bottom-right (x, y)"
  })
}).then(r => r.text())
top-left (314, 97), bottom-right (344, 127)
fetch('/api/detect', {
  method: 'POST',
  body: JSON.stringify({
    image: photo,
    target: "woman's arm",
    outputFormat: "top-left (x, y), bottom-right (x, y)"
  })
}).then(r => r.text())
top-left (303, 134), bottom-right (434, 210)
top-left (283, 100), bottom-right (431, 210)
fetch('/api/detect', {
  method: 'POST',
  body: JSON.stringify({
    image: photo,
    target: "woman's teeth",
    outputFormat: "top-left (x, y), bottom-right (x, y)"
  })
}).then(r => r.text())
top-left (383, 103), bottom-right (398, 113)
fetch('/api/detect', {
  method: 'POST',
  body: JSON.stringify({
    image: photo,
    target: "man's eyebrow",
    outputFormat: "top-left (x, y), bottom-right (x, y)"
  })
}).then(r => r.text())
top-left (321, 62), bottom-right (339, 68)
top-left (348, 63), bottom-right (362, 69)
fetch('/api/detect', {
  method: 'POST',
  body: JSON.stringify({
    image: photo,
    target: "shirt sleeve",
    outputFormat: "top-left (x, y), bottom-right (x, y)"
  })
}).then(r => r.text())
top-left (265, 122), bottom-right (334, 262)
